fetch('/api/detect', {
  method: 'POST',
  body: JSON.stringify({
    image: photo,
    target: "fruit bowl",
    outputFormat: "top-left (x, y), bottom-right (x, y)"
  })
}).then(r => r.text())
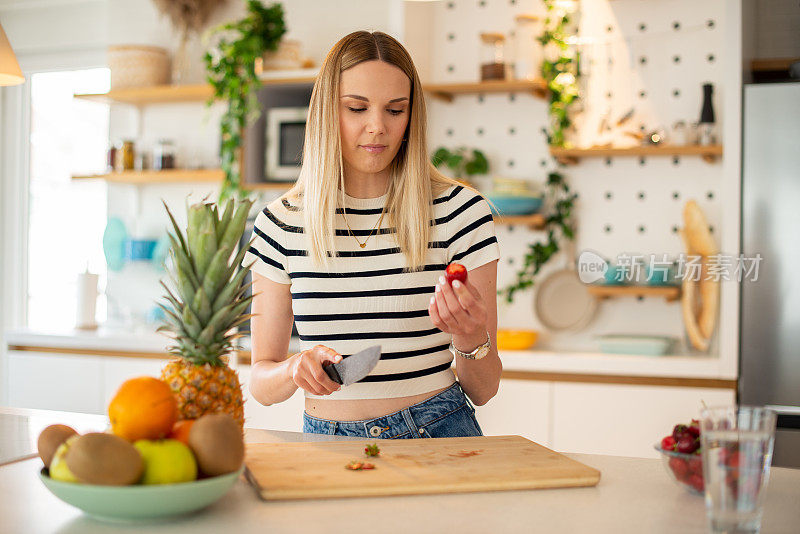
top-left (39, 466), bottom-right (244, 522)
top-left (654, 444), bottom-right (704, 495)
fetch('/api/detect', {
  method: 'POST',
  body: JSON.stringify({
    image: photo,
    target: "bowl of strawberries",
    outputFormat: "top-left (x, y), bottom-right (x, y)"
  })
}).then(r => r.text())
top-left (655, 419), bottom-right (704, 495)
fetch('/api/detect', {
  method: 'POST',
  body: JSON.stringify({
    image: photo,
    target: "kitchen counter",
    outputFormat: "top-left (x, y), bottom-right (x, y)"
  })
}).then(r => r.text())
top-left (1, 408), bottom-right (798, 534)
top-left (4, 327), bottom-right (735, 384)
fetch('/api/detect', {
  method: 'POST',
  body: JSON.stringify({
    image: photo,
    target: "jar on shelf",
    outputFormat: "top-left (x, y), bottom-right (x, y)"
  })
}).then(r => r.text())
top-left (153, 139), bottom-right (176, 170)
top-left (115, 140), bottom-right (135, 171)
top-left (106, 143), bottom-right (117, 173)
top-left (480, 32), bottom-right (509, 81)
top-left (512, 14), bottom-right (543, 81)
top-left (134, 151), bottom-right (150, 171)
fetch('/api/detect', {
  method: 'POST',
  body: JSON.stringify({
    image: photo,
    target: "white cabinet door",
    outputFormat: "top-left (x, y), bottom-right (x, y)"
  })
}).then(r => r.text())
top-left (238, 366), bottom-right (305, 432)
top-left (7, 351), bottom-right (104, 414)
top-left (474, 379), bottom-right (552, 447)
top-left (551, 382), bottom-right (735, 458)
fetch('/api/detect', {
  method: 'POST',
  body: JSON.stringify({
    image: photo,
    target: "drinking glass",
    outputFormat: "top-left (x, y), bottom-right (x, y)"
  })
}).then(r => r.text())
top-left (700, 406), bottom-right (777, 534)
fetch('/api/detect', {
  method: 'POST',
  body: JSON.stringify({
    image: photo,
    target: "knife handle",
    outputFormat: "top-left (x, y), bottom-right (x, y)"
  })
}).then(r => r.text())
top-left (323, 362), bottom-right (343, 385)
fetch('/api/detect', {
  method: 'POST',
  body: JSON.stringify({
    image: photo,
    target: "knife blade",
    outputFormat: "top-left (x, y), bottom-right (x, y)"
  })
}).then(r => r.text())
top-left (323, 345), bottom-right (381, 386)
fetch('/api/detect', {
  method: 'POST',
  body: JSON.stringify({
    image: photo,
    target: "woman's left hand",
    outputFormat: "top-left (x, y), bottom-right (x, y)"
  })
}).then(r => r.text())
top-left (428, 275), bottom-right (487, 338)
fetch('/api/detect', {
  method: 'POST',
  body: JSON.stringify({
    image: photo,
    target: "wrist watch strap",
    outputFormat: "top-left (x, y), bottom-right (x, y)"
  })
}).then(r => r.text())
top-left (449, 331), bottom-right (491, 360)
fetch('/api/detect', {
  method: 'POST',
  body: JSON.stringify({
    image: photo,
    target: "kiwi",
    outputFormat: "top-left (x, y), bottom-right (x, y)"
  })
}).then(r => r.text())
top-left (188, 414), bottom-right (244, 477)
top-left (65, 432), bottom-right (144, 485)
top-left (37, 424), bottom-right (78, 467)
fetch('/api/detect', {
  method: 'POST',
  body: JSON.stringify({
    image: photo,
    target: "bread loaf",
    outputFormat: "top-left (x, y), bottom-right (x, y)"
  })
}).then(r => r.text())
top-left (683, 200), bottom-right (718, 256)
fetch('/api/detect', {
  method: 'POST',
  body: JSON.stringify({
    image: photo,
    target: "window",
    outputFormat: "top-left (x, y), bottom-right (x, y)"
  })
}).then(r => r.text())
top-left (27, 68), bottom-right (110, 330)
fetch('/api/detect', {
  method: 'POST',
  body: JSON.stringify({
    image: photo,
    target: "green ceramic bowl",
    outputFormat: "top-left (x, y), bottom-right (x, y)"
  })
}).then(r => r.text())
top-left (39, 466), bottom-right (243, 522)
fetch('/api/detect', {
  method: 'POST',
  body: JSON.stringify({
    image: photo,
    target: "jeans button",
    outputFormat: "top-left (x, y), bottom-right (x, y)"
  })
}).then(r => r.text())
top-left (419, 428), bottom-right (425, 435)
top-left (369, 426), bottom-right (382, 437)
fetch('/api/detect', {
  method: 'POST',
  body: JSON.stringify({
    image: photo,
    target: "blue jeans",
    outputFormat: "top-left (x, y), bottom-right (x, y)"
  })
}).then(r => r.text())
top-left (303, 382), bottom-right (483, 439)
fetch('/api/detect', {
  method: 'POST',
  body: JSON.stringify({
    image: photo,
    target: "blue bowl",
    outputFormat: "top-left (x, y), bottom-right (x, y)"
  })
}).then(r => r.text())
top-left (126, 239), bottom-right (158, 261)
top-left (487, 195), bottom-right (543, 216)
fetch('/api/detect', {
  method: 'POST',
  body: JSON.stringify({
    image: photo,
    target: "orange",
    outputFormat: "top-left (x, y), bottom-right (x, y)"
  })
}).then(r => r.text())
top-left (108, 376), bottom-right (178, 442)
top-left (167, 419), bottom-right (195, 447)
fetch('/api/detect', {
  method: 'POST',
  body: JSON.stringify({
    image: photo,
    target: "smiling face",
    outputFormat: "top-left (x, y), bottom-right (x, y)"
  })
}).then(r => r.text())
top-left (338, 60), bottom-right (412, 184)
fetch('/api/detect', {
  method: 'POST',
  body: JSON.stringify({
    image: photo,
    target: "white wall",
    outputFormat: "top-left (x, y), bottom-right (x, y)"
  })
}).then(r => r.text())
top-left (1, 1), bottom-right (745, 369)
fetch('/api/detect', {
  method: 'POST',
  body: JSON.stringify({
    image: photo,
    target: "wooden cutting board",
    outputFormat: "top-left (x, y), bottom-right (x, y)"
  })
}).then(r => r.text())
top-left (244, 435), bottom-right (600, 500)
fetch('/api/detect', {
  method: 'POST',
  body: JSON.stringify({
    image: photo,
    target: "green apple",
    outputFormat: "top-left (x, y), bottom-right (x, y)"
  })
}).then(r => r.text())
top-left (133, 439), bottom-right (197, 485)
top-left (49, 435), bottom-right (80, 483)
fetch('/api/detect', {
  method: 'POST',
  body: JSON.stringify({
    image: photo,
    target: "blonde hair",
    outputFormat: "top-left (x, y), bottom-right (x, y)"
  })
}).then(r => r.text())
top-left (284, 30), bottom-right (464, 271)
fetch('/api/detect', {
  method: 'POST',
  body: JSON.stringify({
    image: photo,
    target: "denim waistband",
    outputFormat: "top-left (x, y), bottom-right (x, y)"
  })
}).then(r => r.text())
top-left (303, 382), bottom-right (474, 439)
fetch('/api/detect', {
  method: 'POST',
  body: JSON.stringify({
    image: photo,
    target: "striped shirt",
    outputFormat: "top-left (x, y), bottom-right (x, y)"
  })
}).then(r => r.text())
top-left (242, 184), bottom-right (500, 400)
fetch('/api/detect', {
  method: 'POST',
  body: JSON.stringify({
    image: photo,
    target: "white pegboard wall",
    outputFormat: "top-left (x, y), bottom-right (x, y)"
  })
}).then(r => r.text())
top-left (423, 0), bottom-right (734, 354)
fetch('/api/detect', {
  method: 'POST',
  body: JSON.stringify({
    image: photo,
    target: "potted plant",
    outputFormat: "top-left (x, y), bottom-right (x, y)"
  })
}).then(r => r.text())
top-left (431, 146), bottom-right (489, 185)
top-left (204, 0), bottom-right (287, 201)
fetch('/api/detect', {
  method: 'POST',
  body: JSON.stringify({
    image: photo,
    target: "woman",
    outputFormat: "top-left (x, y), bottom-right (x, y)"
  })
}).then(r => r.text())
top-left (243, 30), bottom-right (501, 439)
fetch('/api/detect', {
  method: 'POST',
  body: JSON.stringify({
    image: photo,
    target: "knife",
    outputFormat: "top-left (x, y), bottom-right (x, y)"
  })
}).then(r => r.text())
top-left (323, 345), bottom-right (381, 386)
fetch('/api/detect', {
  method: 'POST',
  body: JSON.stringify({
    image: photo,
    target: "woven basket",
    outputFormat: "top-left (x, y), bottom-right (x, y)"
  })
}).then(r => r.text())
top-left (261, 39), bottom-right (305, 70)
top-left (108, 45), bottom-right (170, 89)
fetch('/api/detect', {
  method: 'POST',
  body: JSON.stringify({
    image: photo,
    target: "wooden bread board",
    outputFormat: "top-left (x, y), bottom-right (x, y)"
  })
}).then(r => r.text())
top-left (244, 435), bottom-right (600, 501)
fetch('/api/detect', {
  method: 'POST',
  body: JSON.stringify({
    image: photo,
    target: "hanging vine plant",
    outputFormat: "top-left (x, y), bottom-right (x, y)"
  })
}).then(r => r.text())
top-left (538, 0), bottom-right (580, 148)
top-left (499, 0), bottom-right (580, 303)
top-left (204, 0), bottom-right (286, 201)
top-left (500, 171), bottom-right (577, 303)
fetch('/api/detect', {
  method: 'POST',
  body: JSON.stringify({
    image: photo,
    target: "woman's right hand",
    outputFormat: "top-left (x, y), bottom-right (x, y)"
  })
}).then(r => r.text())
top-left (288, 345), bottom-right (343, 395)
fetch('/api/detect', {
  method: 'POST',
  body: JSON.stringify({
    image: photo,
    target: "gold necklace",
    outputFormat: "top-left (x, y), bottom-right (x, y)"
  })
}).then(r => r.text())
top-left (342, 207), bottom-right (385, 249)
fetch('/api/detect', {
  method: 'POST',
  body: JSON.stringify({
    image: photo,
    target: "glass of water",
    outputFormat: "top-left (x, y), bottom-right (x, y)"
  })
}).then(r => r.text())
top-left (700, 406), bottom-right (777, 534)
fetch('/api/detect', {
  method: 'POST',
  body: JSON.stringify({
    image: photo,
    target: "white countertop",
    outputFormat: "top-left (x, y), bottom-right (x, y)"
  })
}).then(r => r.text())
top-left (4, 327), bottom-right (734, 380)
top-left (1, 407), bottom-right (797, 534)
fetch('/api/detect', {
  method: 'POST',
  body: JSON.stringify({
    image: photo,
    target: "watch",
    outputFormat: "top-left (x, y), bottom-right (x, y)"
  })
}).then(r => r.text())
top-left (449, 331), bottom-right (491, 360)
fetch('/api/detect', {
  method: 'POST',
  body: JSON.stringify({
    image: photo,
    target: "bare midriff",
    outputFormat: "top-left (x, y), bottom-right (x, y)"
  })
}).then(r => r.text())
top-left (304, 385), bottom-right (451, 421)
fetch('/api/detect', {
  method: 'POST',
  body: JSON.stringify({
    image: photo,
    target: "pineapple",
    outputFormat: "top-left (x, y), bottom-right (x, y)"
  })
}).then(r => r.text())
top-left (157, 197), bottom-right (255, 428)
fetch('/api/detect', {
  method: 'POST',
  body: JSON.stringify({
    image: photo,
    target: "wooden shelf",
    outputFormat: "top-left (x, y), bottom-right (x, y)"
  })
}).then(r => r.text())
top-left (550, 144), bottom-right (723, 165)
top-left (587, 285), bottom-right (681, 303)
top-left (76, 78), bottom-right (548, 106)
top-left (72, 169), bottom-right (224, 184)
top-left (72, 170), bottom-right (298, 190)
top-left (751, 57), bottom-right (799, 72)
top-left (494, 213), bottom-right (545, 229)
top-left (424, 79), bottom-right (548, 102)
top-left (243, 181), bottom-right (296, 191)
top-left (73, 74), bottom-right (318, 105)
top-left (74, 84), bottom-right (215, 105)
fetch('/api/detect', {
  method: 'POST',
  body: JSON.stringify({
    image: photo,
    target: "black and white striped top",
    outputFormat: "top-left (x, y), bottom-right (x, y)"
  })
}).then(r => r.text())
top-left (243, 184), bottom-right (500, 400)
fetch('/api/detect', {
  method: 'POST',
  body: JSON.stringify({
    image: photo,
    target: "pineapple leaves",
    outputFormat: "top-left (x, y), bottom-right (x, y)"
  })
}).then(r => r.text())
top-left (158, 197), bottom-right (255, 362)
top-left (192, 286), bottom-right (213, 324)
top-left (163, 200), bottom-right (189, 258)
top-left (202, 245), bottom-right (234, 298)
top-left (216, 198), bottom-right (235, 243)
top-left (219, 199), bottom-right (252, 252)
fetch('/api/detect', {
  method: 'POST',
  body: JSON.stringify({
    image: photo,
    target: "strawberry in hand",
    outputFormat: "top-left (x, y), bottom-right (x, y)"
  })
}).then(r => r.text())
top-left (444, 263), bottom-right (467, 285)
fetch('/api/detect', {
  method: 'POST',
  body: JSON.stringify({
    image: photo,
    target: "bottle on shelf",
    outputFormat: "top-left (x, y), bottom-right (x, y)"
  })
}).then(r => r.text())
top-left (512, 14), bottom-right (543, 81)
top-left (698, 83), bottom-right (716, 146)
top-left (480, 32), bottom-right (510, 81)
top-left (153, 139), bottom-right (176, 170)
top-left (106, 142), bottom-right (117, 173)
top-left (115, 139), bottom-right (136, 171)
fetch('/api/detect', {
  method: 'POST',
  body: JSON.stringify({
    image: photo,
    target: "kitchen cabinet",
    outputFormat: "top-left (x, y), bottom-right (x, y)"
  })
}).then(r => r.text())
top-left (551, 382), bottom-right (735, 458)
top-left (7, 350), bottom-right (170, 416)
top-left (7, 351), bottom-right (105, 414)
top-left (5, 349), bottom-right (736, 458)
top-left (238, 365), bottom-right (305, 432)
top-left (474, 379), bottom-right (551, 447)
